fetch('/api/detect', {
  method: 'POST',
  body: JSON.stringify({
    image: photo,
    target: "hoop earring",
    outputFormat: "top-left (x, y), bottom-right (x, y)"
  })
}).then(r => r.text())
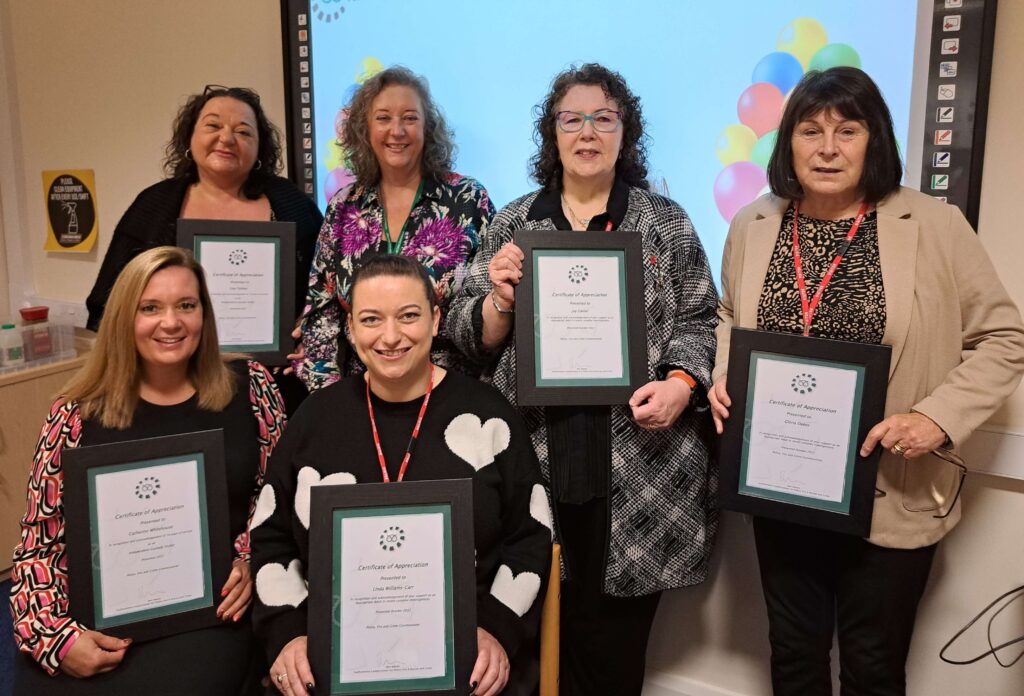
top-left (185, 149), bottom-right (193, 161)
top-left (254, 159), bottom-right (262, 171)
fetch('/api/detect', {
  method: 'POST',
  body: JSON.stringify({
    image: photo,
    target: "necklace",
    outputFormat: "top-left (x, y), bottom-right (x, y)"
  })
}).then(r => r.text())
top-left (365, 364), bottom-right (434, 483)
top-left (380, 179), bottom-right (425, 255)
top-left (561, 193), bottom-right (604, 229)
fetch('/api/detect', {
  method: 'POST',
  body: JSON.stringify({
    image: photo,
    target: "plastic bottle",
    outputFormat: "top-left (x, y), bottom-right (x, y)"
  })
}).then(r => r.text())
top-left (1, 323), bottom-right (25, 365)
top-left (20, 306), bottom-right (52, 360)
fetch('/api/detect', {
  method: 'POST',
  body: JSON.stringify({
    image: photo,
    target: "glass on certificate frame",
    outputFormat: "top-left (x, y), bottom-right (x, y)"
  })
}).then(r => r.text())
top-left (308, 480), bottom-right (477, 696)
top-left (63, 430), bottom-right (233, 642)
top-left (177, 219), bottom-right (297, 365)
top-left (514, 230), bottom-right (647, 407)
top-left (719, 328), bottom-right (891, 537)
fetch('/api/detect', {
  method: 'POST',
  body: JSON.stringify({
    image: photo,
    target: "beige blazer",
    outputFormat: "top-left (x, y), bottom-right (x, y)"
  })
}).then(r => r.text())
top-left (714, 187), bottom-right (1024, 548)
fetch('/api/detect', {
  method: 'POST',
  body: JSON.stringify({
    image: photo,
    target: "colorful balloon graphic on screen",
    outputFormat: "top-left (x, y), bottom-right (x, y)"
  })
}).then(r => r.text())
top-left (776, 18), bottom-right (828, 70)
top-left (712, 18), bottom-right (863, 222)
top-left (324, 58), bottom-right (384, 201)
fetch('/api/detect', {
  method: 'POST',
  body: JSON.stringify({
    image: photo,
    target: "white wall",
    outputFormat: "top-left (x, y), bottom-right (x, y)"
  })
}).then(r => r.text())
top-left (0, 0), bottom-right (287, 322)
top-left (645, 1), bottom-right (1024, 694)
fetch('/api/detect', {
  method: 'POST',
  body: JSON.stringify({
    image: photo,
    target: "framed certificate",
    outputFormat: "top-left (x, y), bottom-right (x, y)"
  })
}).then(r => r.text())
top-left (513, 230), bottom-right (647, 406)
top-left (308, 479), bottom-right (476, 695)
top-left (719, 328), bottom-right (891, 536)
top-left (177, 219), bottom-right (296, 365)
top-left (63, 430), bottom-right (232, 641)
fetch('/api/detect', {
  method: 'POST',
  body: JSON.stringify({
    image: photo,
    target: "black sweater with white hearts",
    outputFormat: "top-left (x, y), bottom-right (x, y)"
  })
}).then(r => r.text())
top-left (251, 370), bottom-right (551, 678)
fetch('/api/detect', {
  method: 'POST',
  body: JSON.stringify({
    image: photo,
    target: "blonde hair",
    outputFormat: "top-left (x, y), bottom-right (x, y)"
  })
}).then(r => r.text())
top-left (64, 246), bottom-right (237, 429)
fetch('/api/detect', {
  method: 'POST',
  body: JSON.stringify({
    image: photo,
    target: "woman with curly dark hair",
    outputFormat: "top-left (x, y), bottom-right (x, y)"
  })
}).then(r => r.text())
top-left (446, 63), bottom-right (719, 695)
top-left (84, 85), bottom-right (322, 412)
top-left (297, 66), bottom-right (494, 390)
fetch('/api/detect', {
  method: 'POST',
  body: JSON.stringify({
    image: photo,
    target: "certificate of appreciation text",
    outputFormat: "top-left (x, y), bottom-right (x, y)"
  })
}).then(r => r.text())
top-left (90, 458), bottom-right (210, 625)
top-left (198, 239), bottom-right (279, 348)
top-left (741, 353), bottom-right (864, 510)
top-left (336, 509), bottom-right (452, 687)
top-left (534, 252), bottom-right (628, 384)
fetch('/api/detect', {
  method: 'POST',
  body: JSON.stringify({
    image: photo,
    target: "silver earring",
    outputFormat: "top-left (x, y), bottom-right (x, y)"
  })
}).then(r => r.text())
top-left (254, 159), bottom-right (262, 171)
top-left (185, 149), bottom-right (193, 161)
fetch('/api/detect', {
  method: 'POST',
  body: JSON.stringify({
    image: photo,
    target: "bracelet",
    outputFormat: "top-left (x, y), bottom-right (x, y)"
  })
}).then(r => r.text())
top-left (667, 370), bottom-right (697, 389)
top-left (490, 291), bottom-right (514, 314)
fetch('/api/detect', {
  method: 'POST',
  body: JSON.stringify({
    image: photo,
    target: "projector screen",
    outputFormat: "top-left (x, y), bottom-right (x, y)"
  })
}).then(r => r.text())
top-left (282, 0), bottom-right (994, 283)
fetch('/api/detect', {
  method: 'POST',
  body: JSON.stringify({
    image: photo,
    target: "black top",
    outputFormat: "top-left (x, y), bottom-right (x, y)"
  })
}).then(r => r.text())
top-left (526, 179), bottom-right (630, 504)
top-left (85, 175), bottom-right (323, 332)
top-left (79, 363), bottom-right (260, 544)
top-left (251, 370), bottom-right (552, 685)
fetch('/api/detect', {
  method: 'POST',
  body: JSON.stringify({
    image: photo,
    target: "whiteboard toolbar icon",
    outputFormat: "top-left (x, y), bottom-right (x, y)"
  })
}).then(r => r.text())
top-left (941, 38), bottom-right (960, 54)
top-left (936, 106), bottom-right (955, 123)
top-left (938, 84), bottom-right (956, 101)
top-left (934, 130), bottom-right (953, 146)
top-left (933, 152), bottom-right (951, 168)
top-left (943, 15), bottom-right (961, 32)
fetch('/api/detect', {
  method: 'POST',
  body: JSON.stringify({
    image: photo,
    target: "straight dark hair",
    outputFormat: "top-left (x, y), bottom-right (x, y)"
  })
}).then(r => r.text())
top-left (767, 67), bottom-right (902, 204)
top-left (349, 254), bottom-right (438, 310)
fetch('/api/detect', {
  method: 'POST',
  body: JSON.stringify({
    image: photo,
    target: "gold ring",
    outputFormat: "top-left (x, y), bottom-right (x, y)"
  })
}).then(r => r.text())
top-left (891, 441), bottom-right (908, 457)
top-left (277, 673), bottom-right (287, 684)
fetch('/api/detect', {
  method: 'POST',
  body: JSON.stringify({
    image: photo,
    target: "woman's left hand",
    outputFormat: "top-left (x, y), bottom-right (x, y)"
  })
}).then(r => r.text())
top-left (217, 558), bottom-right (253, 622)
top-left (629, 378), bottom-right (691, 431)
top-left (470, 627), bottom-right (508, 696)
top-left (860, 412), bottom-right (947, 460)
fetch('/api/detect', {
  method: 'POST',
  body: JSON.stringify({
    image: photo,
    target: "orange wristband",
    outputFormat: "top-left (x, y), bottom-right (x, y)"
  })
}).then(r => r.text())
top-left (667, 370), bottom-right (697, 389)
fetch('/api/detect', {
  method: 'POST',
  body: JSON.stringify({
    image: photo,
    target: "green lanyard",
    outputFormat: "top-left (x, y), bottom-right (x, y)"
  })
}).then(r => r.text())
top-left (381, 179), bottom-right (425, 255)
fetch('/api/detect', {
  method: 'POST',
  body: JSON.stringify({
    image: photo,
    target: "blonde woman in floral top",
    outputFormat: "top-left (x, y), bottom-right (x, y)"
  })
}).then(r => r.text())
top-left (297, 67), bottom-right (494, 390)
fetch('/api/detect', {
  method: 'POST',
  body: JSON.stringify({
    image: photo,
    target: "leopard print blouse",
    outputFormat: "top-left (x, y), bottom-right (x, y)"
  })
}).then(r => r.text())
top-left (757, 205), bottom-right (886, 343)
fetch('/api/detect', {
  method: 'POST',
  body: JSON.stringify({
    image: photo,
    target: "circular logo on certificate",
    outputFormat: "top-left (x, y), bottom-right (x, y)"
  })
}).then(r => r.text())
top-left (228, 249), bottom-right (248, 266)
top-left (568, 264), bottom-right (589, 284)
top-left (791, 372), bottom-right (817, 395)
top-left (135, 476), bottom-right (161, 500)
top-left (379, 525), bottom-right (405, 552)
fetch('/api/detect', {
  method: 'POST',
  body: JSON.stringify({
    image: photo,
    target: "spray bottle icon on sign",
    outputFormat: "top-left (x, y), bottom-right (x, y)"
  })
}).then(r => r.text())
top-left (61, 201), bottom-right (79, 237)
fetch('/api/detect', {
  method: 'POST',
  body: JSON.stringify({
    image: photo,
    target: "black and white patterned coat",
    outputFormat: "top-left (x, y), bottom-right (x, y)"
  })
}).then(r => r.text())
top-left (445, 186), bottom-right (719, 596)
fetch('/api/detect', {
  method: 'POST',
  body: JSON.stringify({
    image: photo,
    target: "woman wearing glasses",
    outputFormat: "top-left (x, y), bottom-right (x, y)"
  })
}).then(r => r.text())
top-left (709, 67), bottom-right (1024, 694)
top-left (85, 85), bottom-right (322, 412)
top-left (296, 66), bottom-right (494, 390)
top-left (446, 63), bottom-right (719, 695)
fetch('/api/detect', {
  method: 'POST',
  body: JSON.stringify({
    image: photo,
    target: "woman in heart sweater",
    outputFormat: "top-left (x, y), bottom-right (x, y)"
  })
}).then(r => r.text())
top-left (250, 254), bottom-right (552, 696)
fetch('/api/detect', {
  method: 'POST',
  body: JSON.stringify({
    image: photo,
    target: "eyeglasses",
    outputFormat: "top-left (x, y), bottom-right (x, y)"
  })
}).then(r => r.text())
top-left (202, 84), bottom-right (261, 104)
top-left (875, 448), bottom-right (968, 519)
top-left (555, 110), bottom-right (622, 133)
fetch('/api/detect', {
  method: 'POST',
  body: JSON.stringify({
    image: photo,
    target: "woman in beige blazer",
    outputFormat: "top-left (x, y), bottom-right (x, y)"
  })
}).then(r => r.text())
top-left (709, 67), bottom-right (1024, 695)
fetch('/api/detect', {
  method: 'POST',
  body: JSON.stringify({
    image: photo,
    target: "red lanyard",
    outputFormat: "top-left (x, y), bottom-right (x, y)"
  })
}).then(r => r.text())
top-left (792, 201), bottom-right (869, 337)
top-left (365, 364), bottom-right (434, 483)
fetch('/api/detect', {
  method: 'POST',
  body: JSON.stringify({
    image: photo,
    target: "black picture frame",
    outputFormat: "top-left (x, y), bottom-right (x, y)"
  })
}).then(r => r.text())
top-left (308, 479), bottom-right (477, 695)
top-left (513, 230), bottom-right (647, 407)
top-left (177, 219), bottom-right (297, 365)
top-left (63, 430), bottom-right (232, 642)
top-left (719, 328), bottom-right (891, 536)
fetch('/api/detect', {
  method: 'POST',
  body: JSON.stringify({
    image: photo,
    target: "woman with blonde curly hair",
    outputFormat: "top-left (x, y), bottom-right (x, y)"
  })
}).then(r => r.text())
top-left (11, 247), bottom-right (286, 695)
top-left (296, 66), bottom-right (495, 390)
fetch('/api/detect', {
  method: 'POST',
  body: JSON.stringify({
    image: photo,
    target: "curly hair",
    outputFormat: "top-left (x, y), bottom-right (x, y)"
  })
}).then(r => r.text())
top-left (163, 86), bottom-right (283, 200)
top-left (530, 63), bottom-right (649, 191)
top-left (342, 67), bottom-right (455, 187)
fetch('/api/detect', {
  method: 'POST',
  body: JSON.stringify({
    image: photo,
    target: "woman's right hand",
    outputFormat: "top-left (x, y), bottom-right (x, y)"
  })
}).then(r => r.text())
top-left (284, 324), bottom-right (304, 376)
top-left (708, 377), bottom-right (731, 435)
top-left (488, 242), bottom-right (524, 309)
top-left (59, 631), bottom-right (131, 678)
top-left (271, 636), bottom-right (315, 695)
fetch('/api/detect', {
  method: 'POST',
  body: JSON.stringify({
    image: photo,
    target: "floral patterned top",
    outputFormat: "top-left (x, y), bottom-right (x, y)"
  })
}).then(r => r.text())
top-left (299, 173), bottom-right (494, 391)
top-left (9, 362), bottom-right (285, 675)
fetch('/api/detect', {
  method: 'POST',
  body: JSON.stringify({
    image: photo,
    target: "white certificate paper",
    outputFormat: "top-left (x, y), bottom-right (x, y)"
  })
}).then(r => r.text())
top-left (338, 512), bottom-right (447, 684)
top-left (199, 239), bottom-right (277, 346)
top-left (743, 355), bottom-right (860, 503)
top-left (92, 460), bottom-right (207, 620)
top-left (536, 254), bottom-right (625, 381)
